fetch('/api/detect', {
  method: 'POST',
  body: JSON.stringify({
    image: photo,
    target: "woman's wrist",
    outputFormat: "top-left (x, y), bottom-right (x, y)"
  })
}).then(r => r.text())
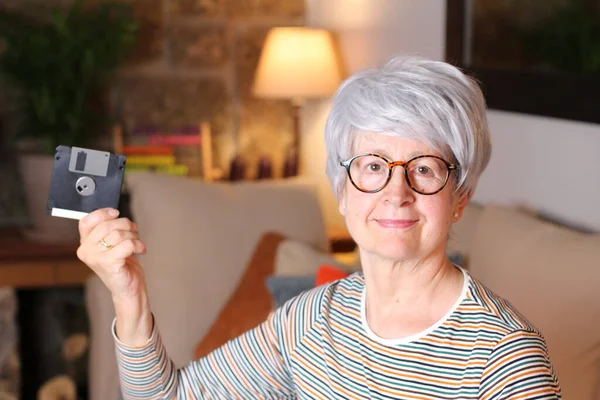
top-left (113, 290), bottom-right (154, 347)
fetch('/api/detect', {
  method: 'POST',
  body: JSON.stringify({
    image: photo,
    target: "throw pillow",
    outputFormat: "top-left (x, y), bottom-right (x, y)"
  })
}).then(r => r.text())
top-left (193, 232), bottom-right (285, 360)
top-left (264, 275), bottom-right (315, 309)
top-left (315, 264), bottom-right (350, 286)
top-left (264, 238), bottom-right (358, 310)
top-left (274, 238), bottom-right (355, 276)
top-left (266, 264), bottom-right (352, 309)
top-left (448, 252), bottom-right (465, 268)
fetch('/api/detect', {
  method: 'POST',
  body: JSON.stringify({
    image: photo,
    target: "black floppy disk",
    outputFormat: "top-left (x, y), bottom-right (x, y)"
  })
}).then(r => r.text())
top-left (47, 145), bottom-right (127, 220)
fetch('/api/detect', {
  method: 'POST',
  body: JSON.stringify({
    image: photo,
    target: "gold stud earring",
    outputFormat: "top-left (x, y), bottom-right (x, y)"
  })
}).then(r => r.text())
top-left (454, 212), bottom-right (459, 218)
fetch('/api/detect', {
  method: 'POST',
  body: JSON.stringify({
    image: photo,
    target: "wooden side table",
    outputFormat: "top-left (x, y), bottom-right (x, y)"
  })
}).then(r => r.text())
top-left (0, 229), bottom-right (91, 288)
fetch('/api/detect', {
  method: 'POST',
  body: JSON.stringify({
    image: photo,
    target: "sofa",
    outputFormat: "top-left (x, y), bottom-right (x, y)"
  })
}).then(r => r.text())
top-left (85, 172), bottom-right (600, 400)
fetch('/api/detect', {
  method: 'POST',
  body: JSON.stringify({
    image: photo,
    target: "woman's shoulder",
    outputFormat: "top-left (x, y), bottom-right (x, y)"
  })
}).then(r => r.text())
top-left (463, 273), bottom-right (543, 336)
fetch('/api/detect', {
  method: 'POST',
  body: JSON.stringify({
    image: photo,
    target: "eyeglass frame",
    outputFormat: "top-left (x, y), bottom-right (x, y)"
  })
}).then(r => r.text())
top-left (339, 153), bottom-right (460, 195)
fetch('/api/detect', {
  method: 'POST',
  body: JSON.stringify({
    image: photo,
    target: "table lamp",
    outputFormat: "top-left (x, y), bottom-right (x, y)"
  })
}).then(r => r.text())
top-left (252, 27), bottom-right (342, 176)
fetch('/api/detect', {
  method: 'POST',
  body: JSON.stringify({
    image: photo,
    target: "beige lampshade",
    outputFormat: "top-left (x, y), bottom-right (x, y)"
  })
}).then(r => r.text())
top-left (252, 27), bottom-right (342, 100)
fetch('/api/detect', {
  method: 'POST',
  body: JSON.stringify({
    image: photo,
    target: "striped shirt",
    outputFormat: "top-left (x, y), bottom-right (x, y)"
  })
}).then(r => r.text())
top-left (114, 269), bottom-right (561, 399)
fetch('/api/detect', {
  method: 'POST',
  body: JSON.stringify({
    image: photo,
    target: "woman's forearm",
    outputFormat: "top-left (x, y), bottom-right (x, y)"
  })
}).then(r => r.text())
top-left (113, 289), bottom-right (154, 347)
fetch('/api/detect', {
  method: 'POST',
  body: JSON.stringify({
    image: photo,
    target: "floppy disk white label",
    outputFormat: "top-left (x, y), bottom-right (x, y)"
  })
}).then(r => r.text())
top-left (50, 208), bottom-right (89, 220)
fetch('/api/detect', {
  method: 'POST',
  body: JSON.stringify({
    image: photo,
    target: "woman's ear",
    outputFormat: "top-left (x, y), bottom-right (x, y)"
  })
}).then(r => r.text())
top-left (339, 202), bottom-right (347, 216)
top-left (338, 187), bottom-right (348, 216)
top-left (452, 192), bottom-right (471, 221)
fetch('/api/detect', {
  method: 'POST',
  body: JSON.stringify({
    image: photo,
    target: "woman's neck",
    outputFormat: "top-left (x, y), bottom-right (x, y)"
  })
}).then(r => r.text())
top-left (360, 250), bottom-right (464, 340)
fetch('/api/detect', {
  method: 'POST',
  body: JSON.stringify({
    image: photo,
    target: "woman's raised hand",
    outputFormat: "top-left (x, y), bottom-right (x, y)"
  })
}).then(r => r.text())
top-left (76, 208), bottom-right (147, 302)
top-left (77, 208), bottom-right (154, 345)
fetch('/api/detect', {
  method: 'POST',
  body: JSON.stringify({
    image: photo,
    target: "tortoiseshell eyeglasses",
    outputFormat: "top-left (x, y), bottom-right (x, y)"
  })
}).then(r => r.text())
top-left (340, 154), bottom-right (460, 195)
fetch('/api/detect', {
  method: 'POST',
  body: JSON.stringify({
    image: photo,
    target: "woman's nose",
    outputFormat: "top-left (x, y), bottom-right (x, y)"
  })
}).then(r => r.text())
top-left (389, 165), bottom-right (407, 187)
top-left (384, 166), bottom-right (415, 204)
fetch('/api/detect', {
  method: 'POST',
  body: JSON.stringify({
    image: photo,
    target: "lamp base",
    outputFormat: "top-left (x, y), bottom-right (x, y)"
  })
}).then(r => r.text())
top-left (283, 102), bottom-right (301, 178)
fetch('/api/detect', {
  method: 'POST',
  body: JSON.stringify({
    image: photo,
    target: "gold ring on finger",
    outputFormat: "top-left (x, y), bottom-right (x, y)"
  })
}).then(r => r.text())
top-left (99, 238), bottom-right (113, 249)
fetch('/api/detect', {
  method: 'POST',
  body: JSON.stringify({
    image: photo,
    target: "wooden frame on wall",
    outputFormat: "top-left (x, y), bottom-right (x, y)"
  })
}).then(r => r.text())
top-left (445, 0), bottom-right (600, 125)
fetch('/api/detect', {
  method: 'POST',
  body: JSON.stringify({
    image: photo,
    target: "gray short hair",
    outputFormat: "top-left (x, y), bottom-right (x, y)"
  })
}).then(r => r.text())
top-left (325, 56), bottom-right (492, 200)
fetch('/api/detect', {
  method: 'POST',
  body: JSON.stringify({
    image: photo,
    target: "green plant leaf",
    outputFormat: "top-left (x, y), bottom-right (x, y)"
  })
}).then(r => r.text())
top-left (0, 0), bottom-right (137, 155)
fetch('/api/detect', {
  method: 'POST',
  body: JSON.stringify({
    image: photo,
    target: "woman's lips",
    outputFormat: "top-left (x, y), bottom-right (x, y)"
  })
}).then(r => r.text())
top-left (375, 219), bottom-right (418, 229)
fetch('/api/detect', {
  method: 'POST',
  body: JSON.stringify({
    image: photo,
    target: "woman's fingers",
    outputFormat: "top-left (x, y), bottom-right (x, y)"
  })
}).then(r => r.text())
top-left (108, 238), bottom-right (147, 261)
top-left (99, 230), bottom-right (140, 251)
top-left (76, 210), bottom-right (148, 302)
top-left (79, 208), bottom-right (120, 240)
top-left (78, 230), bottom-right (146, 273)
top-left (88, 217), bottom-right (138, 245)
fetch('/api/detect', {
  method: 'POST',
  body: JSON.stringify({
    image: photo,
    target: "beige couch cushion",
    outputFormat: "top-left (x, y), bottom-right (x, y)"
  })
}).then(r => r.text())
top-left (469, 205), bottom-right (600, 400)
top-left (125, 173), bottom-right (328, 367)
top-left (447, 202), bottom-right (483, 261)
top-left (275, 238), bottom-right (360, 276)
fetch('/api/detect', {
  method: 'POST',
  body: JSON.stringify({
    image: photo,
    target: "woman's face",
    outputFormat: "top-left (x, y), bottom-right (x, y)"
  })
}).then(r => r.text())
top-left (339, 133), bottom-right (465, 263)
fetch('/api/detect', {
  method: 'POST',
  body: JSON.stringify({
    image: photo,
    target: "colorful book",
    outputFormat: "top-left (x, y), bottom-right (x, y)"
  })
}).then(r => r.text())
top-left (122, 145), bottom-right (174, 155)
top-left (125, 164), bottom-right (189, 176)
top-left (126, 155), bottom-right (176, 166)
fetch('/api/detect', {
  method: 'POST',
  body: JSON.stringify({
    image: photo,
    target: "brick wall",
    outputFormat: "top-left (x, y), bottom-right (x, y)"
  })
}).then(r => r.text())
top-left (118, 0), bottom-right (305, 178)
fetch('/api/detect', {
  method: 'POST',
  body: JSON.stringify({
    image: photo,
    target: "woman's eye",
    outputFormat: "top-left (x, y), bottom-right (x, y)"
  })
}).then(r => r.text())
top-left (416, 166), bottom-right (432, 175)
top-left (367, 163), bottom-right (382, 172)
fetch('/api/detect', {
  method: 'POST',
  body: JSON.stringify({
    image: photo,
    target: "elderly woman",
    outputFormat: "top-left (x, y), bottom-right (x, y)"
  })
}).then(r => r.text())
top-left (77, 56), bottom-right (561, 399)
